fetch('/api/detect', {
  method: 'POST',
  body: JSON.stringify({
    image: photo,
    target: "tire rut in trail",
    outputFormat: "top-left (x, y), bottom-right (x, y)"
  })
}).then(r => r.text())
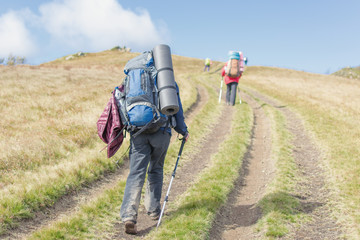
top-left (1, 86), bottom-right (206, 240)
top-left (110, 99), bottom-right (236, 239)
top-left (209, 93), bottom-right (275, 240)
top-left (184, 85), bottom-right (206, 122)
top-left (245, 88), bottom-right (344, 240)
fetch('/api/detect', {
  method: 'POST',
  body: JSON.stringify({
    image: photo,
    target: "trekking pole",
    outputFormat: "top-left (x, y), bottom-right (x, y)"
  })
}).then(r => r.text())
top-left (238, 85), bottom-right (242, 104)
top-left (157, 138), bottom-right (186, 228)
top-left (218, 77), bottom-right (223, 103)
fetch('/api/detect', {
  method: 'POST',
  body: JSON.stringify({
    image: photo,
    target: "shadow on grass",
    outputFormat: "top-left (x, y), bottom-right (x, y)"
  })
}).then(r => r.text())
top-left (256, 191), bottom-right (325, 237)
top-left (259, 191), bottom-right (324, 217)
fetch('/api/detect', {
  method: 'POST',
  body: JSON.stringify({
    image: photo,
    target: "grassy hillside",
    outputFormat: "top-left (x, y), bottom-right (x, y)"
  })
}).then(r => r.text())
top-left (1, 50), bottom-right (359, 239)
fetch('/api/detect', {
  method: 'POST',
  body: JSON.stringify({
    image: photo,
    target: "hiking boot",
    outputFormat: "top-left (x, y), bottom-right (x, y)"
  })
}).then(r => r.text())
top-left (124, 221), bottom-right (137, 235)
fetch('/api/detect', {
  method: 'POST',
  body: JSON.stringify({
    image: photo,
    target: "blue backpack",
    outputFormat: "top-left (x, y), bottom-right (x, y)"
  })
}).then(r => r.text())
top-left (116, 51), bottom-right (169, 137)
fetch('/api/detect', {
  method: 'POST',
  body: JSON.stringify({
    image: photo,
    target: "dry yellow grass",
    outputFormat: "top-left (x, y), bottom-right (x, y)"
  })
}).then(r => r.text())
top-left (244, 66), bottom-right (360, 115)
top-left (0, 50), bottom-right (203, 184)
top-left (0, 50), bottom-right (203, 179)
top-left (0, 66), bottom-right (117, 179)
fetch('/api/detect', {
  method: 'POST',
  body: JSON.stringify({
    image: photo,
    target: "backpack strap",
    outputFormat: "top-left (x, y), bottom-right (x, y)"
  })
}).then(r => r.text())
top-left (157, 67), bottom-right (173, 73)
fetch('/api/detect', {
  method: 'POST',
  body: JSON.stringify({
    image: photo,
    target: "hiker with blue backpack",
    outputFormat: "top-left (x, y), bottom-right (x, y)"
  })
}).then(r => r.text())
top-left (221, 51), bottom-right (244, 106)
top-left (116, 45), bottom-right (189, 235)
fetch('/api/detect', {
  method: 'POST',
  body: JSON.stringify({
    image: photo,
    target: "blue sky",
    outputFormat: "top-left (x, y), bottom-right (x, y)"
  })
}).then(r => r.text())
top-left (0, 0), bottom-right (359, 74)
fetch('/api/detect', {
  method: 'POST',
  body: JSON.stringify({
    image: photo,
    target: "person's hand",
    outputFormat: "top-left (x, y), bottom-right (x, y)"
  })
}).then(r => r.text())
top-left (183, 132), bottom-right (189, 142)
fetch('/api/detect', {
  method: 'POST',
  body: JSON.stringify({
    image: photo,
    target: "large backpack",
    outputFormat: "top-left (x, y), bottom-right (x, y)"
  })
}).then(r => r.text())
top-left (116, 51), bottom-right (169, 137)
top-left (225, 51), bottom-right (244, 78)
top-left (225, 58), bottom-right (241, 77)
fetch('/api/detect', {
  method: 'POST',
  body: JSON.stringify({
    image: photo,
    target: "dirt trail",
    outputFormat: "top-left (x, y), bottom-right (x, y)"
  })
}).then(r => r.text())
top-left (210, 92), bottom-right (275, 239)
top-left (210, 87), bottom-right (344, 239)
top-left (110, 88), bottom-right (236, 239)
top-left (246, 89), bottom-right (344, 240)
top-left (1, 86), bottom-right (207, 240)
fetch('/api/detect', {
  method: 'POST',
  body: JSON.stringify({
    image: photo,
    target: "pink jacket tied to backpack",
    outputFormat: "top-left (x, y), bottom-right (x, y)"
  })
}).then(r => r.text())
top-left (97, 87), bottom-right (124, 158)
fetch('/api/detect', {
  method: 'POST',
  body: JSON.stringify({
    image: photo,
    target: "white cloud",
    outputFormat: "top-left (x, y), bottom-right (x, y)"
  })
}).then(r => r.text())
top-left (0, 11), bottom-right (37, 58)
top-left (0, 0), bottom-right (168, 63)
top-left (39, 0), bottom-right (169, 51)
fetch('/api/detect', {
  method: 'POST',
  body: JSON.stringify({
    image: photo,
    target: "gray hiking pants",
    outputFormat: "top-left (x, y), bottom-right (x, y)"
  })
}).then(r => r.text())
top-left (226, 82), bottom-right (238, 106)
top-left (120, 130), bottom-right (171, 223)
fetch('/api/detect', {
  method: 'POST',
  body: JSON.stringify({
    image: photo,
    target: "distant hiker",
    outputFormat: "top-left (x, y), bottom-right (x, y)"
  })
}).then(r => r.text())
top-left (203, 57), bottom-right (212, 72)
top-left (244, 57), bottom-right (248, 66)
top-left (221, 51), bottom-right (244, 106)
top-left (118, 46), bottom-right (189, 235)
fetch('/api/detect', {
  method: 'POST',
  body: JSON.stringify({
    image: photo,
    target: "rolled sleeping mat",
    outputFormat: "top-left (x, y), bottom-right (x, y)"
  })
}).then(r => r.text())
top-left (153, 44), bottom-right (179, 115)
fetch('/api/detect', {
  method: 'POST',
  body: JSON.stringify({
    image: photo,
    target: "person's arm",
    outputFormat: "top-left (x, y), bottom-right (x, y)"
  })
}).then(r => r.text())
top-left (173, 83), bottom-right (188, 137)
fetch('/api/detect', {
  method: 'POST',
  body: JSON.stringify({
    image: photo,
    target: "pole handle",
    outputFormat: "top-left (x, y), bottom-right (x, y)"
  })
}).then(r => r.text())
top-left (172, 138), bottom-right (186, 174)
